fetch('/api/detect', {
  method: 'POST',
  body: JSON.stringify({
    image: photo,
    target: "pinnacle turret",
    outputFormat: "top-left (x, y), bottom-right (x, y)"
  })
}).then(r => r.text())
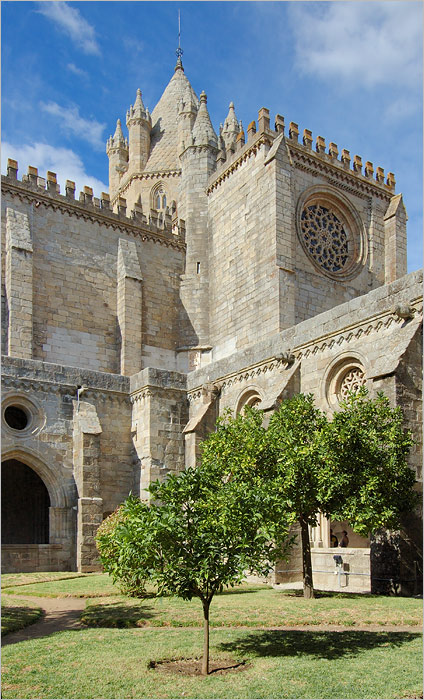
top-left (125, 88), bottom-right (152, 175)
top-left (221, 101), bottom-right (240, 151)
top-left (126, 88), bottom-right (151, 126)
top-left (107, 119), bottom-right (128, 152)
top-left (106, 119), bottom-right (129, 198)
top-left (192, 91), bottom-right (217, 148)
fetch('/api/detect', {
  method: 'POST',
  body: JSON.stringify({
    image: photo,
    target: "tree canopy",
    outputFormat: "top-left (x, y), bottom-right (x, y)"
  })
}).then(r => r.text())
top-left (318, 388), bottom-right (417, 536)
top-left (96, 427), bottom-right (295, 674)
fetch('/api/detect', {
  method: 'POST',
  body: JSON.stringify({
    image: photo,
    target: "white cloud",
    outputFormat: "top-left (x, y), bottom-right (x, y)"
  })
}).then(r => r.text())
top-left (288, 2), bottom-right (422, 89)
top-left (67, 62), bottom-right (89, 79)
top-left (37, 1), bottom-right (100, 55)
top-left (1, 142), bottom-right (108, 198)
top-left (40, 101), bottom-right (106, 150)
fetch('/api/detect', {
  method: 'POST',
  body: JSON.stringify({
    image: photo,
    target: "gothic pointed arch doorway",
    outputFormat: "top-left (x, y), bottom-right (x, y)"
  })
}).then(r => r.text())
top-left (1, 459), bottom-right (50, 544)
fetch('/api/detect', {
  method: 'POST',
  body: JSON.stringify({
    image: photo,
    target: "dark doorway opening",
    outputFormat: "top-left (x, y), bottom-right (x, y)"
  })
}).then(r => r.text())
top-left (1, 459), bottom-right (50, 544)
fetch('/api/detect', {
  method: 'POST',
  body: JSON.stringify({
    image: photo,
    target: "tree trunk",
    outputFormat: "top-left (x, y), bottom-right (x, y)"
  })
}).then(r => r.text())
top-left (201, 599), bottom-right (210, 675)
top-left (300, 515), bottom-right (315, 599)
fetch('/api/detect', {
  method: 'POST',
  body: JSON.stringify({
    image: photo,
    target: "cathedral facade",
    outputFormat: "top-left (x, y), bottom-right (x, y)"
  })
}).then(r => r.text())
top-left (1, 58), bottom-right (422, 593)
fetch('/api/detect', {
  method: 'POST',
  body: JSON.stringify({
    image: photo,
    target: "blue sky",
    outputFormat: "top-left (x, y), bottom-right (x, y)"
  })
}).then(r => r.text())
top-left (2, 1), bottom-right (422, 271)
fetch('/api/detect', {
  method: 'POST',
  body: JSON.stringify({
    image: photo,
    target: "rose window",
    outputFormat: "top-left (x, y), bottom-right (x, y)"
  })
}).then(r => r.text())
top-left (338, 367), bottom-right (366, 400)
top-left (300, 205), bottom-right (350, 273)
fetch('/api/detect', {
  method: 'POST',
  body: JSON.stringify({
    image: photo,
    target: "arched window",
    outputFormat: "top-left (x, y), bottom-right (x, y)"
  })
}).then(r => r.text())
top-left (152, 183), bottom-right (167, 212)
top-left (235, 389), bottom-right (262, 416)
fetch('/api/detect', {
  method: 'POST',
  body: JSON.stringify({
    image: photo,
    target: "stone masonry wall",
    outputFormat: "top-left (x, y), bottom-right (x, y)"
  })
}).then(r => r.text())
top-left (1, 178), bottom-right (185, 374)
top-left (1, 357), bottom-right (133, 571)
top-left (276, 136), bottom-right (396, 326)
top-left (130, 368), bottom-right (188, 499)
top-left (207, 139), bottom-right (280, 359)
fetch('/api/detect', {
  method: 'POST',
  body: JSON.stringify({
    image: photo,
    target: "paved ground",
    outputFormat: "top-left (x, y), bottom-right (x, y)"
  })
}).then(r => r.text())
top-left (2, 595), bottom-right (86, 646)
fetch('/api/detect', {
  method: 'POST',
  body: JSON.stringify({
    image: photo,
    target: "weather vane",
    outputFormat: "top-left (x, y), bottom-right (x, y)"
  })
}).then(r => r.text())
top-left (176, 8), bottom-right (183, 60)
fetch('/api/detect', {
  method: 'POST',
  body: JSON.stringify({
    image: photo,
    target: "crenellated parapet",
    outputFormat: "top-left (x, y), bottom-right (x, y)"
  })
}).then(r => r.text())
top-left (209, 105), bottom-right (396, 200)
top-left (2, 160), bottom-right (186, 250)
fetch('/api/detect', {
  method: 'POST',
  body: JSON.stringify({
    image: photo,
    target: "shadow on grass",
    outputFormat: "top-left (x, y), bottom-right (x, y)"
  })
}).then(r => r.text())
top-left (1, 605), bottom-right (43, 636)
top-left (276, 589), bottom-right (379, 600)
top-left (218, 630), bottom-right (421, 660)
top-left (81, 602), bottom-right (157, 628)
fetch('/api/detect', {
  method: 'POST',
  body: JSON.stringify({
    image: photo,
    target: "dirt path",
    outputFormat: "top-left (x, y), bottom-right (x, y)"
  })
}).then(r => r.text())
top-left (2, 595), bottom-right (86, 646)
top-left (2, 595), bottom-right (421, 647)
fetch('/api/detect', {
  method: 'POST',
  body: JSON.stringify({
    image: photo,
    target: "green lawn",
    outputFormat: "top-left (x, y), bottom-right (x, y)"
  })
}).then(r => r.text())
top-left (2, 573), bottom-right (422, 698)
top-left (3, 573), bottom-right (422, 628)
top-left (1, 596), bottom-right (43, 636)
top-left (81, 586), bottom-right (423, 629)
top-left (2, 572), bottom-right (118, 598)
top-left (1, 572), bottom-right (88, 590)
top-left (1, 627), bottom-right (422, 699)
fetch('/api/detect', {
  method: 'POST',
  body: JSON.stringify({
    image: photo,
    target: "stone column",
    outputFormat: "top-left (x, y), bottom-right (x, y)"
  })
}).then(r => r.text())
top-left (117, 238), bottom-right (143, 376)
top-left (322, 514), bottom-right (331, 548)
top-left (5, 207), bottom-right (33, 358)
top-left (49, 507), bottom-right (74, 545)
top-left (73, 400), bottom-right (103, 572)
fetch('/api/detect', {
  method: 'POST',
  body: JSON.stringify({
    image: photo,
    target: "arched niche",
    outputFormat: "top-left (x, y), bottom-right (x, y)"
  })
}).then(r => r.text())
top-left (1, 459), bottom-right (50, 544)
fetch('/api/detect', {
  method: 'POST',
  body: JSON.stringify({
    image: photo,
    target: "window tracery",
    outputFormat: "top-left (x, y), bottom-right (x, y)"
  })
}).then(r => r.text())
top-left (296, 187), bottom-right (366, 281)
top-left (300, 204), bottom-right (350, 274)
top-left (338, 367), bottom-right (366, 400)
top-left (151, 184), bottom-right (167, 212)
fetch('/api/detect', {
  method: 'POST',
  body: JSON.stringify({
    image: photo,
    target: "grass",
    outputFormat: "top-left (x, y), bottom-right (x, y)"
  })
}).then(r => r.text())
top-left (81, 586), bottom-right (423, 629)
top-left (3, 574), bottom-right (422, 628)
top-left (1, 627), bottom-right (422, 698)
top-left (2, 572), bottom-right (118, 598)
top-left (1, 572), bottom-right (88, 589)
top-left (1, 596), bottom-right (43, 636)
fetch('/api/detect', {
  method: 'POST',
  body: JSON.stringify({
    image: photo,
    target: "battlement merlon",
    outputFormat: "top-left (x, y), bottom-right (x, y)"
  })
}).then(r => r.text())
top-left (2, 160), bottom-right (186, 247)
top-left (207, 107), bottom-right (396, 198)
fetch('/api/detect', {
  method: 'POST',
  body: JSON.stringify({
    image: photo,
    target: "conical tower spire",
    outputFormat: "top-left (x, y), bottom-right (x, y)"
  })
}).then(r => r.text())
top-left (192, 91), bottom-right (217, 147)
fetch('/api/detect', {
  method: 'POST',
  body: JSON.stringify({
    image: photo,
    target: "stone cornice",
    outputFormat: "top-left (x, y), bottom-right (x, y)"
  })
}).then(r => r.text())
top-left (287, 142), bottom-right (394, 201)
top-left (1, 177), bottom-right (186, 252)
top-left (206, 133), bottom-right (273, 194)
top-left (188, 354), bottom-right (294, 401)
top-left (130, 383), bottom-right (187, 404)
top-left (293, 300), bottom-right (422, 361)
top-left (1, 374), bottom-right (130, 404)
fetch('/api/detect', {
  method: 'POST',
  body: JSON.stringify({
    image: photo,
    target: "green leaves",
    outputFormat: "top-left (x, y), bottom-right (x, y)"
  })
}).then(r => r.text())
top-left (96, 389), bottom-right (417, 605)
top-left (319, 388), bottom-right (417, 535)
top-left (96, 458), bottom-right (294, 606)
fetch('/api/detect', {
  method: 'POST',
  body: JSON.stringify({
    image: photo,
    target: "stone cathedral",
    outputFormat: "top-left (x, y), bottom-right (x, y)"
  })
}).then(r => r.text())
top-left (1, 55), bottom-right (422, 594)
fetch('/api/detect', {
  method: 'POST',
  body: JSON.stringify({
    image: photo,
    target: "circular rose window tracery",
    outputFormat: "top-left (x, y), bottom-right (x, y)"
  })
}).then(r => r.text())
top-left (296, 187), bottom-right (366, 281)
top-left (300, 204), bottom-right (349, 274)
top-left (338, 367), bottom-right (366, 400)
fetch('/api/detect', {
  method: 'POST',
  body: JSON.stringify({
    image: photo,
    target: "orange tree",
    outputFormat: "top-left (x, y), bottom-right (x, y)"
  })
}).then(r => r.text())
top-left (266, 390), bottom-right (416, 598)
top-left (97, 409), bottom-right (294, 675)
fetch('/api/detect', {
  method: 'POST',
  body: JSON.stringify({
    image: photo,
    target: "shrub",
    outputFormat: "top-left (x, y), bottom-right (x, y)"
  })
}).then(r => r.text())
top-left (96, 503), bottom-right (149, 597)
